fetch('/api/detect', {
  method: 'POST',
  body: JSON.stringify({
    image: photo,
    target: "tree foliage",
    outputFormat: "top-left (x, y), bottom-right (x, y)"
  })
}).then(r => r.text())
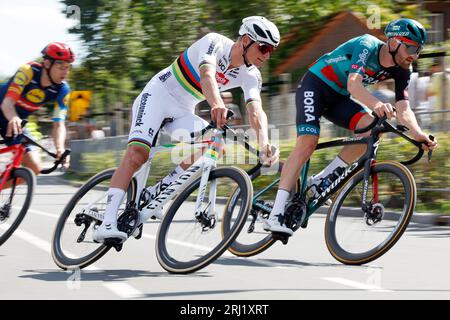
top-left (62, 0), bottom-right (425, 109)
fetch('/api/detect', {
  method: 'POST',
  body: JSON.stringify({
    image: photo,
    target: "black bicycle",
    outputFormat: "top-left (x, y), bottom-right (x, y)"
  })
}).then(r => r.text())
top-left (0, 124), bottom-right (71, 246)
top-left (222, 113), bottom-right (434, 265)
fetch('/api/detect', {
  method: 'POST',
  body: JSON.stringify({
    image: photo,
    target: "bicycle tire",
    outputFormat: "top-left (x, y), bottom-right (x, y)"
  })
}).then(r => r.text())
top-left (0, 168), bottom-right (35, 246)
top-left (223, 163), bottom-right (300, 257)
top-left (325, 161), bottom-right (416, 265)
top-left (52, 168), bottom-right (137, 269)
top-left (156, 166), bottom-right (253, 274)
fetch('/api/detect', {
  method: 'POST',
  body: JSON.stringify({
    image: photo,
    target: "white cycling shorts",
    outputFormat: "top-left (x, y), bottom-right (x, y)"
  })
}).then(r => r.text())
top-left (128, 79), bottom-right (208, 151)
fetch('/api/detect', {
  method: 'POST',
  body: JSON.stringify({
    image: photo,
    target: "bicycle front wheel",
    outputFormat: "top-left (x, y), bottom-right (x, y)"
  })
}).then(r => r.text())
top-left (0, 168), bottom-right (35, 246)
top-left (52, 168), bottom-right (136, 269)
top-left (325, 161), bottom-right (416, 265)
top-left (156, 166), bottom-right (253, 274)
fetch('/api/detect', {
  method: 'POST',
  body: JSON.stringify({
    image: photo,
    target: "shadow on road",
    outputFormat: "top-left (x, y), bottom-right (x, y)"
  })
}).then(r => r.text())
top-left (406, 224), bottom-right (450, 238)
top-left (212, 257), bottom-right (370, 269)
top-left (139, 287), bottom-right (389, 299)
top-left (20, 269), bottom-right (212, 282)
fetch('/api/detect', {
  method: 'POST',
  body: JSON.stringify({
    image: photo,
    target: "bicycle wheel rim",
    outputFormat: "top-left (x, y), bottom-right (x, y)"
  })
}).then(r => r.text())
top-left (325, 162), bottom-right (416, 264)
top-left (52, 168), bottom-right (136, 269)
top-left (222, 186), bottom-right (275, 257)
top-left (156, 167), bottom-right (252, 273)
top-left (0, 168), bottom-right (35, 246)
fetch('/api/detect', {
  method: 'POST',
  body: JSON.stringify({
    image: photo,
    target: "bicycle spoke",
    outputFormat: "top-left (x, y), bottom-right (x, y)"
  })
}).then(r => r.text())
top-left (333, 170), bottom-right (408, 255)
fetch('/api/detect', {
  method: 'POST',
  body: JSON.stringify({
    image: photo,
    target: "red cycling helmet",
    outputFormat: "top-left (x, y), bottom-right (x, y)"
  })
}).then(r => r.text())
top-left (41, 42), bottom-right (75, 63)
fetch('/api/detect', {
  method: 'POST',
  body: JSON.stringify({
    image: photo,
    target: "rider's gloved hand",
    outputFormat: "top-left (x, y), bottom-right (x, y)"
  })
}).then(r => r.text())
top-left (260, 144), bottom-right (279, 167)
top-left (373, 102), bottom-right (396, 120)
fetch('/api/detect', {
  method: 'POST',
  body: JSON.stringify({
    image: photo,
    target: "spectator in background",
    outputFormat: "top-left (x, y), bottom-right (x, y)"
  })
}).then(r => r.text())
top-left (221, 92), bottom-right (243, 126)
top-left (427, 60), bottom-right (450, 131)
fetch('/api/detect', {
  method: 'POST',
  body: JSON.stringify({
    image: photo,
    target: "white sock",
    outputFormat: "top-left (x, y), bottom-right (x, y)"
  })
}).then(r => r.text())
top-left (161, 165), bottom-right (184, 186)
top-left (103, 188), bottom-right (126, 225)
top-left (270, 189), bottom-right (291, 218)
top-left (310, 156), bottom-right (347, 185)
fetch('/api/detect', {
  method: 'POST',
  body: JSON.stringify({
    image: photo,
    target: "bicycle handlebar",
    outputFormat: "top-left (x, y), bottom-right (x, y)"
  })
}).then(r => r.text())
top-left (190, 109), bottom-right (235, 138)
top-left (353, 111), bottom-right (434, 166)
top-left (353, 112), bottom-right (387, 134)
top-left (40, 149), bottom-right (71, 174)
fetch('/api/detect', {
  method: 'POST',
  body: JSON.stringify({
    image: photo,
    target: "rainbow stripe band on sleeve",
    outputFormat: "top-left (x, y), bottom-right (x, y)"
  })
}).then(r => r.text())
top-left (172, 50), bottom-right (205, 101)
top-left (128, 138), bottom-right (152, 152)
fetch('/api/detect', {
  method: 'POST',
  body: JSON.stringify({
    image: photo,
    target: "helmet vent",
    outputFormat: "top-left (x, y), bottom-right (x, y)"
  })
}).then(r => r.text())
top-left (266, 30), bottom-right (278, 45)
top-left (253, 24), bottom-right (268, 39)
top-left (407, 24), bottom-right (418, 37)
top-left (418, 27), bottom-right (425, 40)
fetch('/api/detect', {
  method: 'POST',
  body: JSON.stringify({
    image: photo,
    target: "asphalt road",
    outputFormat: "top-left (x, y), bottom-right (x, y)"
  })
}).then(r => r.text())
top-left (1, 172), bottom-right (449, 300)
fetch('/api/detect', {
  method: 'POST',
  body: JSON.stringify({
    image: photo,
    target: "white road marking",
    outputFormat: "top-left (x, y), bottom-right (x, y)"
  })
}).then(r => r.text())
top-left (322, 277), bottom-right (393, 292)
top-left (0, 223), bottom-right (143, 299)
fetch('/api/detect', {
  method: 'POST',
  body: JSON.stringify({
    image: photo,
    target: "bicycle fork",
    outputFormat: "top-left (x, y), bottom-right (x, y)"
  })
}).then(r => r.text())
top-left (361, 137), bottom-right (383, 225)
top-left (194, 133), bottom-right (224, 230)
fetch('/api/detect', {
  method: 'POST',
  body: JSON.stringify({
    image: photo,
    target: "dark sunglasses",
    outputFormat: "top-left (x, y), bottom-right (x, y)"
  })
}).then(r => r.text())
top-left (257, 42), bottom-right (275, 55)
top-left (395, 39), bottom-right (423, 55)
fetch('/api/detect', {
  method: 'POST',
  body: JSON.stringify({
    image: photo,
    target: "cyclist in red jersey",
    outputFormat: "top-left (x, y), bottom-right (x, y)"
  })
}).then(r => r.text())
top-left (0, 42), bottom-right (74, 175)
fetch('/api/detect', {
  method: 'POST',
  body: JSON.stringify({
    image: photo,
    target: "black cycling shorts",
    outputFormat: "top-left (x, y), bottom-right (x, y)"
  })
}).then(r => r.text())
top-left (295, 71), bottom-right (368, 136)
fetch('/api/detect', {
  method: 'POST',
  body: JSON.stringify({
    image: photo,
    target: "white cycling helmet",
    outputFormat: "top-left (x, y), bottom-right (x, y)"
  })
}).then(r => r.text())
top-left (239, 16), bottom-right (280, 48)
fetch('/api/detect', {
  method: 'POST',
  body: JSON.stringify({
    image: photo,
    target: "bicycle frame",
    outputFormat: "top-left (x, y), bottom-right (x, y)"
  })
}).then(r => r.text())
top-left (0, 144), bottom-right (27, 191)
top-left (81, 128), bottom-right (227, 225)
top-left (247, 115), bottom-right (426, 224)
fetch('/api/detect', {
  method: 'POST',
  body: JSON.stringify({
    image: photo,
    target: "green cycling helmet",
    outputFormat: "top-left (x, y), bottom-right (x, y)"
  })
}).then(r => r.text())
top-left (384, 18), bottom-right (427, 47)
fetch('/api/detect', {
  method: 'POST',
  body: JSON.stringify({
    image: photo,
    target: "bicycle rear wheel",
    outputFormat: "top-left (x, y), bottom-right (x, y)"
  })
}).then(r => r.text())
top-left (156, 166), bottom-right (252, 274)
top-left (223, 163), bottom-right (300, 257)
top-left (325, 161), bottom-right (416, 265)
top-left (0, 168), bottom-right (35, 246)
top-left (52, 168), bottom-right (136, 269)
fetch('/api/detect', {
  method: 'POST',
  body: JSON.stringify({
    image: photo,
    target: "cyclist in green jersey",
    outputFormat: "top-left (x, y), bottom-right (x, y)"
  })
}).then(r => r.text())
top-left (264, 18), bottom-right (438, 235)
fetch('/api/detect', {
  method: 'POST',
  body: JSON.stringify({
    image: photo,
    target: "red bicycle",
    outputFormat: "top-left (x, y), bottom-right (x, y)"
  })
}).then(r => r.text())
top-left (0, 126), bottom-right (70, 246)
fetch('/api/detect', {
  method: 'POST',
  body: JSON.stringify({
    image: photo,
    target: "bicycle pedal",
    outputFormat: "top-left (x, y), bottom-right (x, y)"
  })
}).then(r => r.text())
top-left (104, 238), bottom-right (124, 252)
top-left (272, 232), bottom-right (290, 245)
top-left (301, 218), bottom-right (309, 229)
top-left (112, 243), bottom-right (123, 252)
top-left (132, 224), bottom-right (143, 239)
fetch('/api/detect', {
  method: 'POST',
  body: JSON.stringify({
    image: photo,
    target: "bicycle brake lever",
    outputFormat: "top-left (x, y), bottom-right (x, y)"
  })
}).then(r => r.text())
top-left (428, 135), bottom-right (435, 163)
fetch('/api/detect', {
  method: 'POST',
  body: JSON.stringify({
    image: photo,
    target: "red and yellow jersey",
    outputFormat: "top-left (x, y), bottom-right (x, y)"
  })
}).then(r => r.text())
top-left (0, 61), bottom-right (70, 122)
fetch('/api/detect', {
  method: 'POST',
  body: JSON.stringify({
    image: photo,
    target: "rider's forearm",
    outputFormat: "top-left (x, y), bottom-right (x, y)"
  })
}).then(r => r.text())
top-left (0, 97), bottom-right (20, 121)
top-left (347, 75), bottom-right (380, 109)
top-left (395, 100), bottom-right (423, 137)
top-left (52, 122), bottom-right (67, 152)
top-left (199, 65), bottom-right (225, 109)
top-left (246, 101), bottom-right (269, 148)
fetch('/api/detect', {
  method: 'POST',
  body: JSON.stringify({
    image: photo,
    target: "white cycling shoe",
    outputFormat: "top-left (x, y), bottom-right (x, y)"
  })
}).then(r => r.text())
top-left (93, 222), bottom-right (128, 243)
top-left (263, 214), bottom-right (294, 236)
